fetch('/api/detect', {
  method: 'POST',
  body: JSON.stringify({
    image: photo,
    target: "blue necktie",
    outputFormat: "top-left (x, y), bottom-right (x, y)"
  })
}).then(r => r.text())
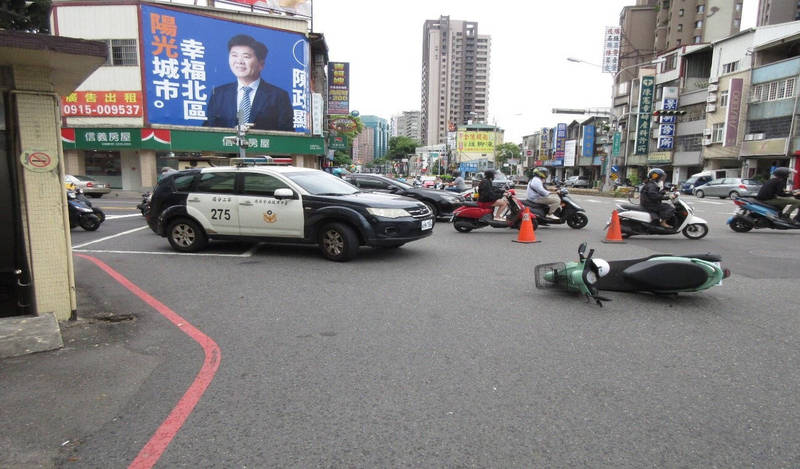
top-left (239, 86), bottom-right (252, 124)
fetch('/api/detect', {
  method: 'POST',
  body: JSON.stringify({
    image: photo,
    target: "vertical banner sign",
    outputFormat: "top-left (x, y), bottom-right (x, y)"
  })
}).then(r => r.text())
top-left (564, 140), bottom-right (577, 167)
top-left (612, 132), bottom-right (621, 157)
top-left (725, 78), bottom-right (743, 147)
top-left (602, 26), bottom-right (621, 74)
top-left (539, 127), bottom-right (549, 160)
top-left (657, 86), bottom-right (678, 150)
top-left (635, 76), bottom-right (655, 155)
top-left (555, 123), bottom-right (567, 158)
top-left (141, 4), bottom-right (310, 133)
top-left (582, 125), bottom-right (595, 157)
top-left (327, 62), bottom-right (350, 115)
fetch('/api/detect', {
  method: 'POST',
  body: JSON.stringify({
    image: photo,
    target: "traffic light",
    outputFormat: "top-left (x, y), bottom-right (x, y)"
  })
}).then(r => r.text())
top-left (653, 109), bottom-right (686, 116)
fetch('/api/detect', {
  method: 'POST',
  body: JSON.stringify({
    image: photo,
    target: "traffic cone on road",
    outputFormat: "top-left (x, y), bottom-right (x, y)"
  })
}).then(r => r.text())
top-left (602, 209), bottom-right (625, 243)
top-left (512, 207), bottom-right (540, 243)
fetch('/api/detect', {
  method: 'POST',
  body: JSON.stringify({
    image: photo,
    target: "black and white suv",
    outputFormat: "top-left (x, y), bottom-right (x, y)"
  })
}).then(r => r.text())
top-left (147, 165), bottom-right (435, 261)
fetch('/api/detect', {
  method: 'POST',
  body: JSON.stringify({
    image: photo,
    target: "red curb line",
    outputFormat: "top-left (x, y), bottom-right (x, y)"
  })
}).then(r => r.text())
top-left (76, 254), bottom-right (221, 469)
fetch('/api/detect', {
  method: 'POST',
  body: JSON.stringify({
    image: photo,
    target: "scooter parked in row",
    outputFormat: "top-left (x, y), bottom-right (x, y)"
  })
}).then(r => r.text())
top-left (452, 190), bottom-right (525, 232)
top-left (68, 190), bottom-right (103, 231)
top-left (728, 195), bottom-right (800, 232)
top-left (613, 191), bottom-right (709, 239)
top-left (522, 185), bottom-right (589, 229)
top-left (534, 243), bottom-right (729, 306)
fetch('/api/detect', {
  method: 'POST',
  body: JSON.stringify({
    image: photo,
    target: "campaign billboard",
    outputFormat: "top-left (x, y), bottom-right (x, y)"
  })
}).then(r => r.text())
top-left (327, 62), bottom-right (350, 115)
top-left (140, 4), bottom-right (309, 133)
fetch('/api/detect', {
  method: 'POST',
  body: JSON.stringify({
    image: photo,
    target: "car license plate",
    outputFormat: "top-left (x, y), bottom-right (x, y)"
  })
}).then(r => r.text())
top-left (421, 219), bottom-right (433, 230)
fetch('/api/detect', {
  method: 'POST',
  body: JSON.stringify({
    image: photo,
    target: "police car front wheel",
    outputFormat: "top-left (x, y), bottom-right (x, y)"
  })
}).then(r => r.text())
top-left (167, 218), bottom-right (208, 252)
top-left (319, 222), bottom-right (359, 262)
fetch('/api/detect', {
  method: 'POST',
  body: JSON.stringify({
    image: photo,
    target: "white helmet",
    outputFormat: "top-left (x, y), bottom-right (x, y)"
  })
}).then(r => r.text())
top-left (593, 259), bottom-right (610, 277)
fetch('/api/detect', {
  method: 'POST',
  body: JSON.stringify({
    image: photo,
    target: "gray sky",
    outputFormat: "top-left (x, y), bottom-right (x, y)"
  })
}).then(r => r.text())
top-left (314, 0), bottom-right (758, 143)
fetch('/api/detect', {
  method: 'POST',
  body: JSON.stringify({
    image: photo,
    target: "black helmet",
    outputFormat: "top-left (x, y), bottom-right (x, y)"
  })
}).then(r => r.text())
top-left (533, 167), bottom-right (548, 179)
top-left (647, 168), bottom-right (666, 181)
top-left (452, 170), bottom-right (460, 177)
top-left (485, 169), bottom-right (496, 180)
top-left (773, 167), bottom-right (793, 179)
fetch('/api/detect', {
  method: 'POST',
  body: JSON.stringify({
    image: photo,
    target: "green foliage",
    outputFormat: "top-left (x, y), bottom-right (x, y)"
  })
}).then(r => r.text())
top-left (0, 0), bottom-right (51, 33)
top-left (387, 136), bottom-right (419, 160)
top-left (494, 143), bottom-right (521, 174)
top-left (333, 150), bottom-right (352, 167)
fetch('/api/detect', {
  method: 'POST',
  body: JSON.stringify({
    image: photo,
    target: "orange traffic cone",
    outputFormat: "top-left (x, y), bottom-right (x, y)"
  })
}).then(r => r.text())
top-left (512, 207), bottom-right (540, 243)
top-left (602, 209), bottom-right (625, 243)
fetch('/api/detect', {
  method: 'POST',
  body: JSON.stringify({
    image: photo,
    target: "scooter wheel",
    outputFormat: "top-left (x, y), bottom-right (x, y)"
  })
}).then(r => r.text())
top-left (93, 208), bottom-right (106, 223)
top-left (79, 214), bottom-right (102, 231)
top-left (566, 213), bottom-right (588, 229)
top-left (682, 223), bottom-right (709, 239)
top-left (453, 218), bottom-right (474, 233)
top-left (729, 217), bottom-right (753, 233)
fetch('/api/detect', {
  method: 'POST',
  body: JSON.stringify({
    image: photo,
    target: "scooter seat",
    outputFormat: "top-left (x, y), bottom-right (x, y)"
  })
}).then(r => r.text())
top-left (622, 261), bottom-right (709, 291)
top-left (618, 203), bottom-right (644, 211)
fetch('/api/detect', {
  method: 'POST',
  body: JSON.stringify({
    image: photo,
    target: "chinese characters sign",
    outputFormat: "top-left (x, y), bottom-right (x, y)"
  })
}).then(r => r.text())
top-left (582, 125), bottom-right (595, 158)
top-left (602, 26), bottom-right (621, 74)
top-left (725, 78), bottom-right (743, 147)
top-left (327, 62), bottom-right (349, 115)
top-left (657, 86), bottom-right (678, 150)
top-left (140, 4), bottom-right (309, 133)
top-left (457, 131), bottom-right (495, 153)
top-left (635, 76), bottom-right (655, 155)
top-left (61, 91), bottom-right (143, 117)
top-left (554, 123), bottom-right (567, 158)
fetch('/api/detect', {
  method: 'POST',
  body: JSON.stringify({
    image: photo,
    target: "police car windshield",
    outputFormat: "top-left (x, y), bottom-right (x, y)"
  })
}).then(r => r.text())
top-left (284, 171), bottom-right (359, 195)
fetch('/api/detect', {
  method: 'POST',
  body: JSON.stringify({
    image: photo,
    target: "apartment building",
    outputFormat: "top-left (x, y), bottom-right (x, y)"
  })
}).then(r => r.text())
top-left (757, 0), bottom-right (800, 26)
top-left (421, 15), bottom-right (491, 146)
top-left (392, 110), bottom-right (422, 143)
top-left (360, 115), bottom-right (390, 161)
top-left (654, 0), bottom-right (743, 51)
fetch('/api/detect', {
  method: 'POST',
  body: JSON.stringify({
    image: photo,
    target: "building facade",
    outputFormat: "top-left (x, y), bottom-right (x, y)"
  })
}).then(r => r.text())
top-left (655, 0), bottom-right (743, 51)
top-left (421, 15), bottom-right (491, 146)
top-left (360, 115), bottom-right (390, 160)
top-left (757, 0), bottom-right (800, 26)
top-left (392, 110), bottom-right (422, 143)
top-left (51, 1), bottom-right (328, 192)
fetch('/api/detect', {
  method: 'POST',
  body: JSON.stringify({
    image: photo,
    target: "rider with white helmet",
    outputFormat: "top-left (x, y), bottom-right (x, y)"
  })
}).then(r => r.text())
top-left (526, 167), bottom-right (560, 221)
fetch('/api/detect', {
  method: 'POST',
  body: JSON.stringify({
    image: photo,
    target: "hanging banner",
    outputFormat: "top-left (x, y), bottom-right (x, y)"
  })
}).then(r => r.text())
top-left (582, 125), bottom-right (595, 158)
top-left (725, 78), bottom-right (744, 147)
top-left (635, 76), bottom-right (655, 155)
top-left (612, 132), bottom-right (621, 157)
top-left (327, 62), bottom-right (350, 115)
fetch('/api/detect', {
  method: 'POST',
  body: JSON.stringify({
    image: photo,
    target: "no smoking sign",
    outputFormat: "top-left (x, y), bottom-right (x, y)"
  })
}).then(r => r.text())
top-left (20, 150), bottom-right (59, 173)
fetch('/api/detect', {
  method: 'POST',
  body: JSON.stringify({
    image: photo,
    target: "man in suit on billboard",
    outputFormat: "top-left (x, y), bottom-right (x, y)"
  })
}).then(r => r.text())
top-left (204, 34), bottom-right (293, 131)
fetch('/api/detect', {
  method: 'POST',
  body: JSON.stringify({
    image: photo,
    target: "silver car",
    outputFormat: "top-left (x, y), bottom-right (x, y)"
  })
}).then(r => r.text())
top-left (692, 178), bottom-right (761, 199)
top-left (65, 174), bottom-right (112, 198)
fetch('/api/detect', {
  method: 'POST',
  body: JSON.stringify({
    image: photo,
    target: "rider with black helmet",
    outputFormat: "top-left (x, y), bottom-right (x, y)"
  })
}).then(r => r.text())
top-left (640, 168), bottom-right (675, 229)
top-left (756, 166), bottom-right (800, 223)
top-left (478, 170), bottom-right (508, 221)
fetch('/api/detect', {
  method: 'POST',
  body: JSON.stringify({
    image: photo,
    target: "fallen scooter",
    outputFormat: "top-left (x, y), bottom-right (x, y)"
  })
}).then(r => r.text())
top-left (522, 185), bottom-right (588, 229)
top-left (68, 190), bottom-right (103, 231)
top-left (452, 190), bottom-right (525, 232)
top-left (535, 243), bottom-right (730, 306)
top-left (613, 190), bottom-right (708, 239)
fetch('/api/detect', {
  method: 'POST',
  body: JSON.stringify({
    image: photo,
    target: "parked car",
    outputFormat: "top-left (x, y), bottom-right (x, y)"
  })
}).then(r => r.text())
top-left (147, 166), bottom-right (434, 261)
top-left (470, 172), bottom-right (514, 190)
top-left (511, 175), bottom-right (529, 185)
top-left (564, 175), bottom-right (592, 188)
top-left (693, 178), bottom-right (762, 199)
top-left (680, 174), bottom-right (713, 194)
top-left (345, 173), bottom-right (465, 219)
top-left (64, 174), bottom-right (111, 197)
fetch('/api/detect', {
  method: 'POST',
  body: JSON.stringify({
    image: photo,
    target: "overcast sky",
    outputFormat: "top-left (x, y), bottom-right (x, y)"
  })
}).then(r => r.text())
top-left (313, 0), bottom-right (758, 143)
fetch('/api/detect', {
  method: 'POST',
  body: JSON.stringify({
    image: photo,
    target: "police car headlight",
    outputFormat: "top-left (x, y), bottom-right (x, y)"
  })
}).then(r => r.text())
top-left (442, 195), bottom-right (460, 203)
top-left (367, 207), bottom-right (411, 218)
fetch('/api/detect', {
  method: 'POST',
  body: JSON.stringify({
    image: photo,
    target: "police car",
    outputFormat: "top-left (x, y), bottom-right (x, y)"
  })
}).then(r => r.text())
top-left (147, 165), bottom-right (435, 261)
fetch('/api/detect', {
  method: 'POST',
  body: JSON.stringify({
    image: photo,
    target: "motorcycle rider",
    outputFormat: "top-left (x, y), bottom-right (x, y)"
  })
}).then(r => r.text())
top-left (640, 168), bottom-right (675, 229)
top-left (478, 169), bottom-right (508, 221)
top-left (446, 170), bottom-right (467, 192)
top-left (756, 166), bottom-right (800, 223)
top-left (526, 167), bottom-right (561, 221)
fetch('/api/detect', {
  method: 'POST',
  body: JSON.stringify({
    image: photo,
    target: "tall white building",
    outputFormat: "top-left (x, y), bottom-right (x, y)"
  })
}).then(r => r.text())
top-left (392, 111), bottom-right (422, 143)
top-left (421, 15), bottom-right (491, 146)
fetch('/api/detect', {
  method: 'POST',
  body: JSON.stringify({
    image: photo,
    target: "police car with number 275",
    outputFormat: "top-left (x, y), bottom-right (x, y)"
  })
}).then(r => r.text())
top-left (147, 165), bottom-right (435, 261)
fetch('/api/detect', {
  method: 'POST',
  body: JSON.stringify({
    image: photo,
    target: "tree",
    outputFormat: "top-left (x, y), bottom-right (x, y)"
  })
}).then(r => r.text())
top-left (0, 0), bottom-right (51, 33)
top-left (494, 143), bottom-right (520, 174)
top-left (333, 150), bottom-right (352, 167)
top-left (386, 136), bottom-right (419, 160)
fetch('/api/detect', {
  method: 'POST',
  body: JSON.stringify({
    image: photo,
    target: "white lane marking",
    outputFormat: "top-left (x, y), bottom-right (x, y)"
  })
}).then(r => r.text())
top-left (72, 226), bottom-right (149, 249)
top-left (106, 214), bottom-right (143, 220)
top-left (584, 198), bottom-right (603, 203)
top-left (73, 249), bottom-right (253, 257)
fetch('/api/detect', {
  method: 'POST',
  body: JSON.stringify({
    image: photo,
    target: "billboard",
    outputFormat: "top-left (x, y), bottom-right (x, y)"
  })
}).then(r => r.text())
top-left (140, 4), bottom-right (309, 133)
top-left (635, 76), bottom-right (655, 155)
top-left (328, 62), bottom-right (350, 115)
top-left (564, 140), bottom-right (577, 167)
top-left (725, 78), bottom-right (743, 147)
top-left (457, 131), bottom-right (495, 153)
top-left (582, 125), bottom-right (595, 157)
top-left (602, 26), bottom-right (621, 74)
top-left (554, 123), bottom-right (567, 158)
top-left (61, 91), bottom-right (143, 117)
top-left (657, 86), bottom-right (678, 150)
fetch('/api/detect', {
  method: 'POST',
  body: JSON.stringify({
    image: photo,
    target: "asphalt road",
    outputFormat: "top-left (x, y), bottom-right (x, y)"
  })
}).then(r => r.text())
top-left (10, 192), bottom-right (800, 467)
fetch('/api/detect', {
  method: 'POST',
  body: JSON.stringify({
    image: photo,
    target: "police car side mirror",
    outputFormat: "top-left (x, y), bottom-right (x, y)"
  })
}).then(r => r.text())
top-left (274, 188), bottom-right (295, 200)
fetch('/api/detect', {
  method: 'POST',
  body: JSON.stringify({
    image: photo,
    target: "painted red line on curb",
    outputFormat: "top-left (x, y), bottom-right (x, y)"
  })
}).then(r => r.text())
top-left (76, 254), bottom-right (221, 469)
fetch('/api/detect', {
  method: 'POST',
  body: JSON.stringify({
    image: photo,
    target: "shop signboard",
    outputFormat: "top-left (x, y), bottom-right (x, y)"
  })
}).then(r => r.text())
top-left (61, 91), bottom-right (144, 117)
top-left (725, 78), bottom-right (743, 147)
top-left (612, 132), bottom-right (621, 156)
top-left (554, 123), bottom-right (567, 158)
top-left (140, 4), bottom-right (309, 133)
top-left (457, 131), bottom-right (495, 153)
top-left (327, 62), bottom-right (349, 115)
top-left (564, 139), bottom-right (577, 167)
top-left (582, 125), bottom-right (595, 157)
top-left (635, 76), bottom-right (655, 155)
top-left (647, 151), bottom-right (673, 164)
top-left (602, 26), bottom-right (621, 74)
top-left (657, 86), bottom-right (678, 151)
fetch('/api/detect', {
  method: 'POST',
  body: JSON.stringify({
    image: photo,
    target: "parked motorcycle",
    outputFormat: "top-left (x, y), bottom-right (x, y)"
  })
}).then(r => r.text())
top-left (613, 191), bottom-right (709, 239)
top-left (452, 190), bottom-right (524, 232)
top-left (727, 195), bottom-right (800, 232)
top-left (67, 190), bottom-right (102, 231)
top-left (535, 242), bottom-right (729, 306)
top-left (521, 186), bottom-right (588, 229)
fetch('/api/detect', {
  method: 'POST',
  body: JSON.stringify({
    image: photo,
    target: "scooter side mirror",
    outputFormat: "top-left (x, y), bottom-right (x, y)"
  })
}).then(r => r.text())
top-left (578, 242), bottom-right (588, 260)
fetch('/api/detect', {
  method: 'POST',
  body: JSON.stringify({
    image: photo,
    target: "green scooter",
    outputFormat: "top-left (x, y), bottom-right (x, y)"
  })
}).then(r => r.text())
top-left (535, 243), bottom-right (730, 306)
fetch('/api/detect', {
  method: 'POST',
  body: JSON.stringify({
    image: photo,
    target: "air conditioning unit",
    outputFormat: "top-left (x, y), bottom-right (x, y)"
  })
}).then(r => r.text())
top-left (744, 133), bottom-right (765, 141)
top-left (703, 128), bottom-right (713, 136)
top-left (709, 76), bottom-right (719, 84)
top-left (708, 84), bottom-right (719, 92)
top-left (706, 94), bottom-right (717, 103)
top-left (702, 138), bottom-right (713, 146)
top-left (706, 104), bottom-right (717, 112)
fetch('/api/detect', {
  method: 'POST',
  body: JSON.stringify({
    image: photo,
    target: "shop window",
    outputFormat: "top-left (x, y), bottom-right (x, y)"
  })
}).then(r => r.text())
top-left (84, 152), bottom-right (122, 188)
top-left (103, 39), bottom-right (138, 66)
